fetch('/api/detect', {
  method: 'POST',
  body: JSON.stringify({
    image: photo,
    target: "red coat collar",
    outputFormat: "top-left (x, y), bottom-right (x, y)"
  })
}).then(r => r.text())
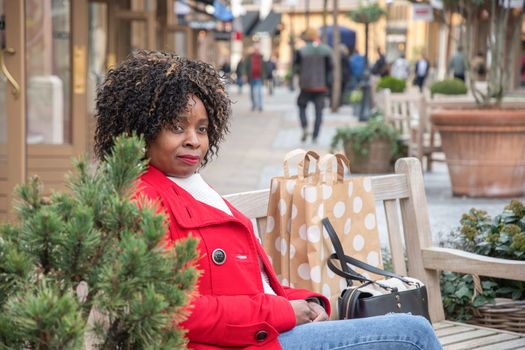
top-left (140, 165), bottom-right (250, 230)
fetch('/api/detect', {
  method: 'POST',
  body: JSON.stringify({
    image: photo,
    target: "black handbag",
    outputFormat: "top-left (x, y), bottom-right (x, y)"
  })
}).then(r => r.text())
top-left (322, 218), bottom-right (431, 322)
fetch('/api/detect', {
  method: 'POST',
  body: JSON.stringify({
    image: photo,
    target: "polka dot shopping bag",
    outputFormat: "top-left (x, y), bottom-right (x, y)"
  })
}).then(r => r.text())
top-left (263, 149), bottom-right (319, 284)
top-left (263, 151), bottom-right (382, 319)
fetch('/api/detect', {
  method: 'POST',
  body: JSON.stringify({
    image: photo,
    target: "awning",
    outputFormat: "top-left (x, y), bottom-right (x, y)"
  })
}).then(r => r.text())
top-left (320, 26), bottom-right (356, 50)
top-left (240, 11), bottom-right (259, 36)
top-left (252, 11), bottom-right (281, 36)
top-left (213, 0), bottom-right (233, 22)
top-left (178, 0), bottom-right (233, 22)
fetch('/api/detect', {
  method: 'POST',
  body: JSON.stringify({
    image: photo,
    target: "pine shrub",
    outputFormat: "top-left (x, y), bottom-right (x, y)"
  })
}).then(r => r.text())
top-left (0, 135), bottom-right (199, 349)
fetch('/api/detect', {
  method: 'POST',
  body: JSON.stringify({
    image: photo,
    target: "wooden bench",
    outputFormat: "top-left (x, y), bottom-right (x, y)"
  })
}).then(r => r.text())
top-left (379, 91), bottom-right (525, 173)
top-left (380, 90), bottom-right (442, 171)
top-left (224, 158), bottom-right (525, 349)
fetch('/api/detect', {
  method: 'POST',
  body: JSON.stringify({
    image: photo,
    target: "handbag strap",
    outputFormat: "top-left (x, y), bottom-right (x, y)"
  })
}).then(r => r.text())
top-left (327, 254), bottom-right (371, 284)
top-left (322, 217), bottom-right (365, 286)
top-left (322, 217), bottom-right (413, 285)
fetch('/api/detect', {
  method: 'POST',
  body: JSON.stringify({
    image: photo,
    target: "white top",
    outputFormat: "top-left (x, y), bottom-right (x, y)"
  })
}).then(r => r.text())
top-left (169, 173), bottom-right (233, 216)
top-left (417, 59), bottom-right (428, 77)
top-left (391, 58), bottom-right (410, 80)
top-left (168, 173), bottom-right (276, 295)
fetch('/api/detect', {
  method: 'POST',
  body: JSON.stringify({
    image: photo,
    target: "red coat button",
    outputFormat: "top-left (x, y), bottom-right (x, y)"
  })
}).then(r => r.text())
top-left (255, 330), bottom-right (268, 342)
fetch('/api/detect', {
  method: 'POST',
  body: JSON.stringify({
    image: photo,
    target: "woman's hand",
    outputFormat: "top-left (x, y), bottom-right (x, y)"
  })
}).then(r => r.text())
top-left (289, 300), bottom-right (329, 325)
top-left (289, 300), bottom-right (317, 325)
top-left (307, 301), bottom-right (329, 322)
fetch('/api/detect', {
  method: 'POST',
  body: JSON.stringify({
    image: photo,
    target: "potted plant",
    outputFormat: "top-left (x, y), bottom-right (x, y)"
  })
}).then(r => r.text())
top-left (331, 115), bottom-right (406, 173)
top-left (430, 0), bottom-right (525, 197)
top-left (440, 199), bottom-right (525, 332)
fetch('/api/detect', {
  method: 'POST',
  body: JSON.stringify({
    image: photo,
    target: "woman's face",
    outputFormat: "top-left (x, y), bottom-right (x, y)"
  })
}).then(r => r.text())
top-left (148, 95), bottom-right (210, 178)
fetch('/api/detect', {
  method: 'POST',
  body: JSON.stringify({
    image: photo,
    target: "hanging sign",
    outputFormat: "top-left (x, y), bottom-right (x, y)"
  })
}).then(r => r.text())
top-left (412, 4), bottom-right (434, 21)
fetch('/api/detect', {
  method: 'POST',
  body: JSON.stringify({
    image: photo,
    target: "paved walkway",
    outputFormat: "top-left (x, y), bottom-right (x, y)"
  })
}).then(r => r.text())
top-left (201, 86), bottom-right (515, 244)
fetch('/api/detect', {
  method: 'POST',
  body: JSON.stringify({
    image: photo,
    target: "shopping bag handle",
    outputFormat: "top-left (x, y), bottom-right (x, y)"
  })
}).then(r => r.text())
top-left (283, 149), bottom-right (306, 178)
top-left (319, 153), bottom-right (350, 184)
top-left (322, 217), bottom-right (413, 285)
top-left (297, 150), bottom-right (320, 181)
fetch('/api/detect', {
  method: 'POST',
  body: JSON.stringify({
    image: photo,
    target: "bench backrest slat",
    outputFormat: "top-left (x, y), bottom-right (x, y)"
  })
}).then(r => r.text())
top-left (383, 199), bottom-right (407, 276)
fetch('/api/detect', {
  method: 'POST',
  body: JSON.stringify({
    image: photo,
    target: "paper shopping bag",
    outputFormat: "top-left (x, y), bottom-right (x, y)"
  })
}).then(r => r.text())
top-left (277, 153), bottom-right (383, 319)
top-left (263, 149), bottom-right (320, 282)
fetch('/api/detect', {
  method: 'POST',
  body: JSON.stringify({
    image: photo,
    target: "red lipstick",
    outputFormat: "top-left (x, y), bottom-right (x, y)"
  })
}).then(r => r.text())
top-left (178, 155), bottom-right (200, 165)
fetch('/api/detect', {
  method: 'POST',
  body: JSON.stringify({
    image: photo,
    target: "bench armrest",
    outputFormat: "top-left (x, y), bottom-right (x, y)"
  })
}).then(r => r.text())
top-left (421, 247), bottom-right (525, 281)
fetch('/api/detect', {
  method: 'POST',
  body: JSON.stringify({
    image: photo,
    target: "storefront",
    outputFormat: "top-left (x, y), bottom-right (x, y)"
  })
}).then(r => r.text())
top-left (0, 0), bottom-right (231, 221)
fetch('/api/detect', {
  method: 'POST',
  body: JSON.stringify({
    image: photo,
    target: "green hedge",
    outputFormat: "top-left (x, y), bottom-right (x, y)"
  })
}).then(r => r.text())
top-left (376, 76), bottom-right (406, 93)
top-left (430, 79), bottom-right (467, 97)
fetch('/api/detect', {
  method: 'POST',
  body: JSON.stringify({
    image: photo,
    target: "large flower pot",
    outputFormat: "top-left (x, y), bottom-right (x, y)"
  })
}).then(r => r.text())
top-left (344, 138), bottom-right (393, 173)
top-left (431, 109), bottom-right (525, 197)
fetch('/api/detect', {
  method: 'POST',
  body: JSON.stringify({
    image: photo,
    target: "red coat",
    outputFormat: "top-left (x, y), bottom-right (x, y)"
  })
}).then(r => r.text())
top-left (136, 166), bottom-right (330, 350)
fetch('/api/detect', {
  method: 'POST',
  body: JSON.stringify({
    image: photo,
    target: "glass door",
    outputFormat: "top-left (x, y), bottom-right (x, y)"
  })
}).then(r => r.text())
top-left (25, 0), bottom-right (72, 145)
top-left (0, 0), bottom-right (26, 222)
top-left (23, 0), bottom-right (88, 198)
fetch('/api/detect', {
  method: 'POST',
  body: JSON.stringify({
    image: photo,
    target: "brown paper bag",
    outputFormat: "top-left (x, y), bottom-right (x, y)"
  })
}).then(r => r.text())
top-left (263, 149), bottom-right (319, 282)
top-left (265, 152), bottom-right (382, 319)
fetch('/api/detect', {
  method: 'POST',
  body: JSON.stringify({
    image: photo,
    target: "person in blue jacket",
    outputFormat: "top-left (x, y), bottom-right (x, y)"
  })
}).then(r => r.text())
top-left (349, 48), bottom-right (366, 91)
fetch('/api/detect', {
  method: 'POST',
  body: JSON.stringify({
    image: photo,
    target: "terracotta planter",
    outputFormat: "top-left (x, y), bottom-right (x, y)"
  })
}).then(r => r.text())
top-left (431, 109), bottom-right (525, 197)
top-left (344, 138), bottom-right (393, 173)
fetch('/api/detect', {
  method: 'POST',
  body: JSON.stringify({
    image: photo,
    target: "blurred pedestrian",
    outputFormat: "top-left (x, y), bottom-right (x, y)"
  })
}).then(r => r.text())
top-left (371, 47), bottom-right (388, 77)
top-left (220, 61), bottom-right (232, 77)
top-left (220, 61), bottom-right (231, 81)
top-left (391, 54), bottom-right (410, 81)
top-left (265, 55), bottom-right (277, 95)
top-left (414, 54), bottom-right (429, 92)
top-left (349, 48), bottom-right (365, 91)
top-left (294, 27), bottom-right (333, 143)
top-left (448, 46), bottom-right (466, 81)
top-left (235, 58), bottom-right (244, 94)
top-left (471, 51), bottom-right (486, 82)
top-left (244, 44), bottom-right (265, 111)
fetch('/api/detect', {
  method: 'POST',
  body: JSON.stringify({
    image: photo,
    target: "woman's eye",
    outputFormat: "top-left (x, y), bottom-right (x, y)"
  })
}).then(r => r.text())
top-left (199, 126), bottom-right (208, 133)
top-left (173, 125), bottom-right (184, 132)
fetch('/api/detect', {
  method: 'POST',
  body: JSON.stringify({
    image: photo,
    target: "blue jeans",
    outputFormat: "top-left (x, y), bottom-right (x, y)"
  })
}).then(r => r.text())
top-left (250, 79), bottom-right (263, 110)
top-left (278, 314), bottom-right (442, 350)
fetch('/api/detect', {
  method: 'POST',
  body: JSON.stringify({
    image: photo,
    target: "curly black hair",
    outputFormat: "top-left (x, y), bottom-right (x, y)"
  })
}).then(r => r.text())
top-left (94, 50), bottom-right (231, 167)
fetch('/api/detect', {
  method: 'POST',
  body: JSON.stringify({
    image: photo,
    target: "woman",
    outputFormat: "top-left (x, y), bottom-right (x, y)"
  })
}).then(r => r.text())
top-left (94, 50), bottom-right (442, 350)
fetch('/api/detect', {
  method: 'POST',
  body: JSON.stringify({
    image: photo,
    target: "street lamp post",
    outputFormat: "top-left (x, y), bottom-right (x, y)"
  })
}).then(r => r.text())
top-left (358, 21), bottom-right (372, 121)
top-left (288, 7), bottom-right (295, 91)
top-left (348, 3), bottom-right (386, 121)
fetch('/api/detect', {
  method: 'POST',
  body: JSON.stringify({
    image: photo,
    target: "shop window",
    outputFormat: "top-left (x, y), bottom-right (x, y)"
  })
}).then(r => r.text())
top-left (88, 2), bottom-right (108, 115)
top-left (25, 0), bottom-right (71, 144)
